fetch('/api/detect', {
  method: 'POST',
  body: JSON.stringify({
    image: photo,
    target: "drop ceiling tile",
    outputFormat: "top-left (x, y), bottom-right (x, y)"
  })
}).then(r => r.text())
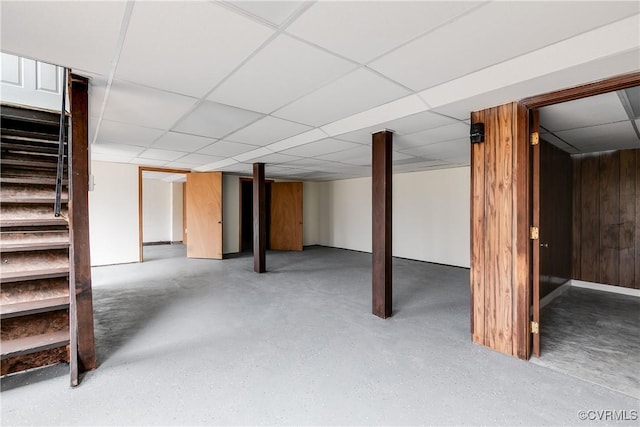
top-left (89, 77), bottom-right (108, 120)
top-left (174, 153), bottom-right (225, 166)
top-left (540, 133), bottom-right (580, 154)
top-left (400, 137), bottom-right (469, 158)
top-left (130, 158), bottom-right (168, 167)
top-left (165, 162), bottom-right (195, 170)
top-left (92, 152), bottom-right (135, 164)
top-left (0, 2), bottom-right (126, 75)
top-left (208, 34), bottom-right (356, 113)
top-left (116, 2), bottom-right (273, 97)
top-left (280, 138), bottom-right (361, 157)
top-left (195, 158), bottom-right (238, 172)
top-left (229, 1), bottom-right (304, 26)
top-left (556, 122), bottom-right (639, 152)
top-left (96, 119), bottom-right (165, 147)
top-left (539, 92), bottom-right (629, 132)
top-left (225, 116), bottom-right (311, 146)
top-left (217, 163), bottom-right (254, 174)
top-left (394, 122), bottom-right (469, 150)
top-left (369, 1), bottom-right (640, 91)
top-left (103, 81), bottom-right (197, 130)
top-left (281, 158), bottom-right (335, 169)
top-left (315, 145), bottom-right (370, 163)
top-left (139, 148), bottom-right (186, 162)
top-left (152, 132), bottom-right (216, 153)
top-left (250, 153), bottom-right (304, 164)
top-left (274, 68), bottom-right (410, 126)
top-left (198, 140), bottom-right (258, 157)
top-left (92, 142), bottom-right (145, 157)
top-left (233, 147), bottom-right (272, 162)
top-left (267, 129), bottom-right (328, 152)
top-left (173, 100), bottom-right (263, 138)
top-left (286, 1), bottom-right (480, 63)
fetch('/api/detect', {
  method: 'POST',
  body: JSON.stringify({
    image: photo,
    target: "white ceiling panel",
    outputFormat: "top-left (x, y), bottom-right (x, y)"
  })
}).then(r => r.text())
top-left (394, 122), bottom-right (469, 150)
top-left (540, 92), bottom-right (629, 132)
top-left (555, 122), bottom-right (639, 152)
top-left (88, 77), bottom-right (108, 120)
top-left (273, 68), bottom-right (410, 126)
top-left (315, 145), bottom-right (371, 163)
top-left (173, 101), bottom-right (263, 139)
top-left (399, 137), bottom-right (469, 159)
top-left (267, 128), bottom-right (329, 152)
top-left (129, 158), bottom-right (168, 167)
top-left (208, 34), bottom-right (356, 113)
top-left (0, 1), bottom-right (126, 75)
top-left (369, 1), bottom-right (639, 91)
top-left (286, 1), bottom-right (481, 64)
top-left (197, 140), bottom-right (259, 158)
top-left (165, 162), bottom-right (195, 170)
top-left (174, 153), bottom-right (225, 166)
top-left (233, 147), bottom-right (272, 162)
top-left (96, 119), bottom-right (165, 147)
top-left (92, 152), bottom-right (135, 164)
top-left (92, 142), bottom-right (145, 157)
top-left (280, 138), bottom-right (361, 158)
top-left (116, 2), bottom-right (273, 98)
top-left (281, 158), bottom-right (335, 170)
top-left (249, 153), bottom-right (304, 164)
top-left (225, 116), bottom-right (311, 146)
top-left (103, 81), bottom-right (197, 130)
top-left (227, 1), bottom-right (304, 26)
top-left (152, 132), bottom-right (215, 153)
top-left (139, 148), bottom-right (186, 162)
top-left (217, 163), bottom-right (254, 174)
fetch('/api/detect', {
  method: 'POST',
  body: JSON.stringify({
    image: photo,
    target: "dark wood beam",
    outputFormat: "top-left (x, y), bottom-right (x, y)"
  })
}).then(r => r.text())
top-left (68, 73), bottom-right (96, 378)
top-left (372, 130), bottom-right (393, 318)
top-left (253, 163), bottom-right (266, 273)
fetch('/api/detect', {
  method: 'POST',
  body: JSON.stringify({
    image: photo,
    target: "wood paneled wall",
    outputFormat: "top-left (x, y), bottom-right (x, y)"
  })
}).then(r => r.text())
top-left (470, 102), bottom-right (530, 359)
top-left (572, 149), bottom-right (639, 289)
top-left (539, 140), bottom-right (573, 297)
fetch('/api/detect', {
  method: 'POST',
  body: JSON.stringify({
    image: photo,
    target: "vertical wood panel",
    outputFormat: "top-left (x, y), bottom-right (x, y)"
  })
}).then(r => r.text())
top-left (580, 156), bottom-right (599, 282)
top-left (619, 150), bottom-right (636, 287)
top-left (599, 152), bottom-right (620, 285)
top-left (470, 110), bottom-right (485, 345)
top-left (470, 102), bottom-right (529, 359)
top-left (372, 130), bottom-right (392, 319)
top-left (572, 158), bottom-right (582, 279)
top-left (69, 73), bottom-right (96, 376)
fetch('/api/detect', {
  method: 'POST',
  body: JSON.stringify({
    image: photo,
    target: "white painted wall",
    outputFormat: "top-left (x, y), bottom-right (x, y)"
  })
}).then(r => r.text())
top-left (223, 174), bottom-right (239, 254)
top-left (89, 161), bottom-right (139, 266)
top-left (171, 183), bottom-right (183, 242)
top-left (316, 167), bottom-right (470, 268)
top-left (142, 179), bottom-right (172, 243)
top-left (303, 182), bottom-right (320, 246)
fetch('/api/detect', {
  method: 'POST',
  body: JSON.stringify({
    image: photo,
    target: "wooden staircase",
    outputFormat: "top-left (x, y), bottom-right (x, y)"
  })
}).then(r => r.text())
top-left (0, 104), bottom-right (73, 376)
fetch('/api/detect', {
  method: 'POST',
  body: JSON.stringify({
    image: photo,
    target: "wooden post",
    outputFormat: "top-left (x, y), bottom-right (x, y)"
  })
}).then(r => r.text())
top-left (372, 130), bottom-right (392, 318)
top-left (68, 73), bottom-right (97, 376)
top-left (253, 163), bottom-right (266, 273)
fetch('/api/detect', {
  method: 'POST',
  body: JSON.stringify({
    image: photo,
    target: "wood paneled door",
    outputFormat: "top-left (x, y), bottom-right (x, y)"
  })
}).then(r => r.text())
top-left (185, 172), bottom-right (223, 259)
top-left (270, 182), bottom-right (303, 251)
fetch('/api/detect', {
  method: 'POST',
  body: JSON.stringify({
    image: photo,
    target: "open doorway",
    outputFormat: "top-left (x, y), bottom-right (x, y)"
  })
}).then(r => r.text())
top-left (529, 84), bottom-right (640, 397)
top-left (138, 167), bottom-right (189, 262)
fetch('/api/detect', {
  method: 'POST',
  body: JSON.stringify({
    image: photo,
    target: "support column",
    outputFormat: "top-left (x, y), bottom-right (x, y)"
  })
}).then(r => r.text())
top-left (253, 163), bottom-right (266, 273)
top-left (372, 130), bottom-right (393, 318)
top-left (68, 73), bottom-right (96, 377)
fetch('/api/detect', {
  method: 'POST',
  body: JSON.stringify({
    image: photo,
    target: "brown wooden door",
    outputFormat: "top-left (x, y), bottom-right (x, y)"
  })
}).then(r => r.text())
top-left (531, 109), bottom-right (541, 357)
top-left (270, 182), bottom-right (303, 251)
top-left (185, 172), bottom-right (223, 259)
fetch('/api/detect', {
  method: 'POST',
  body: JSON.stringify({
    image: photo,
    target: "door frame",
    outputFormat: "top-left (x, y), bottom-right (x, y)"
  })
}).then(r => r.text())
top-left (138, 166), bottom-right (190, 262)
top-left (519, 71), bottom-right (640, 357)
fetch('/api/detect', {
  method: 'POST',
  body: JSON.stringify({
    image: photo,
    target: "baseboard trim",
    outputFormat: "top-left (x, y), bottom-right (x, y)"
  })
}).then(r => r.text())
top-left (540, 281), bottom-right (571, 308)
top-left (571, 280), bottom-right (640, 298)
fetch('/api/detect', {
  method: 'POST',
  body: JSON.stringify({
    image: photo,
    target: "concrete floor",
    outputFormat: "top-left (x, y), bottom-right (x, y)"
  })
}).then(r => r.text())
top-left (2, 245), bottom-right (639, 426)
top-left (532, 287), bottom-right (640, 398)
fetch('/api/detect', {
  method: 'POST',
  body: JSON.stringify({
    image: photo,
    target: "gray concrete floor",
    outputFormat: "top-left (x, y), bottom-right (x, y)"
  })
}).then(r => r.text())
top-left (532, 287), bottom-right (640, 398)
top-left (2, 245), bottom-right (639, 426)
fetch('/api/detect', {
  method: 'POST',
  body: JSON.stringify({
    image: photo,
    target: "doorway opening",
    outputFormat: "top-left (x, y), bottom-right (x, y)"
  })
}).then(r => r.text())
top-left (239, 178), bottom-right (272, 253)
top-left (525, 78), bottom-right (640, 397)
top-left (138, 167), bottom-right (189, 262)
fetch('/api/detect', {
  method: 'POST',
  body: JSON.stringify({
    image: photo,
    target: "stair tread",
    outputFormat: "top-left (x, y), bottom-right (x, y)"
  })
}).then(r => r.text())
top-left (1, 296), bottom-right (70, 319)
top-left (0, 159), bottom-right (64, 169)
top-left (0, 267), bottom-right (70, 283)
top-left (0, 330), bottom-right (70, 359)
top-left (0, 242), bottom-right (69, 252)
top-left (1, 197), bottom-right (69, 204)
top-left (0, 218), bottom-right (68, 228)
top-left (0, 177), bottom-right (67, 185)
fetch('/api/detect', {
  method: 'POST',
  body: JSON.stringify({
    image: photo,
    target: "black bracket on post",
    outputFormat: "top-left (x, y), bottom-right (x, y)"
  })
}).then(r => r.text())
top-left (470, 122), bottom-right (485, 144)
